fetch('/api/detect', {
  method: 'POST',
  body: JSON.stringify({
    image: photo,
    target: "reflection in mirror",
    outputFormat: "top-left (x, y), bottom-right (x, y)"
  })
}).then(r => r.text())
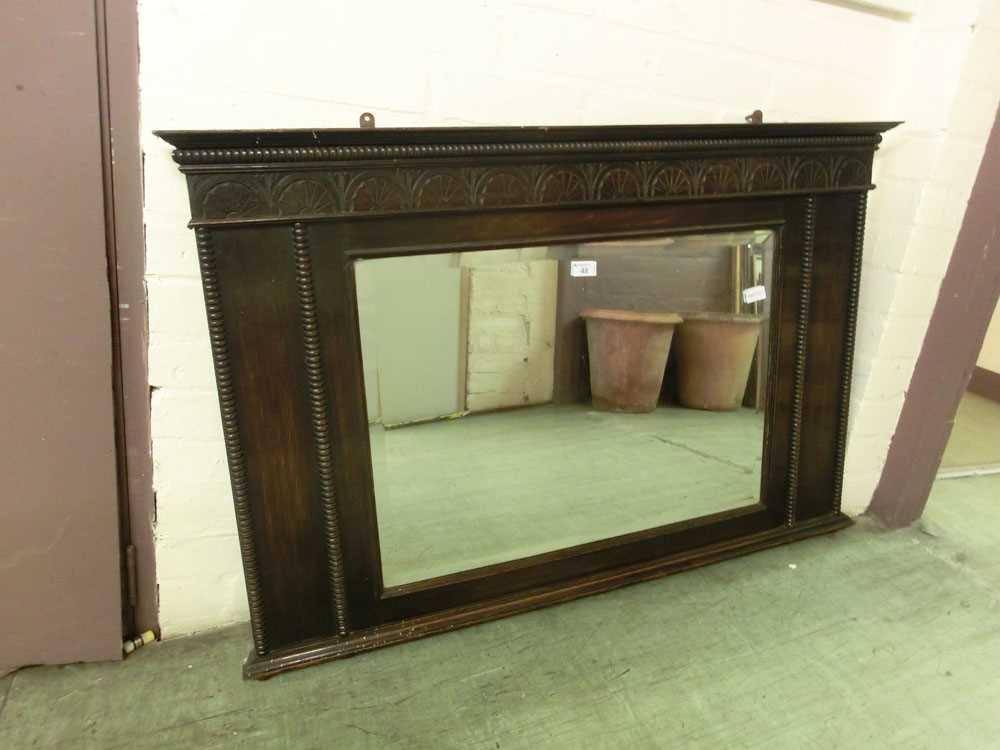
top-left (356, 230), bottom-right (775, 586)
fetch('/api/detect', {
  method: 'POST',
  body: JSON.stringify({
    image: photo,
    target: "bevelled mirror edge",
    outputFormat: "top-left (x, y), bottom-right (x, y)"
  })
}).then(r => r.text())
top-left (354, 230), bottom-right (778, 589)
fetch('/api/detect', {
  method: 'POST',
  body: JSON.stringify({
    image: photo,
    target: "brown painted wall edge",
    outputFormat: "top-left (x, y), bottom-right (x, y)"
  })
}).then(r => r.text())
top-left (869, 104), bottom-right (1000, 527)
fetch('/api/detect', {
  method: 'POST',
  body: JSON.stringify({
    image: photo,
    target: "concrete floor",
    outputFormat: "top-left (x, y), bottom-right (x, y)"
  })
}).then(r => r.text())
top-left (3, 474), bottom-right (999, 749)
top-left (372, 404), bottom-right (763, 585)
top-left (940, 391), bottom-right (1000, 469)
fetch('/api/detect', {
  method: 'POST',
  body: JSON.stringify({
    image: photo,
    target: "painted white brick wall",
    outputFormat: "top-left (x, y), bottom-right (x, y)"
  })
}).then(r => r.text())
top-left (843, 0), bottom-right (1000, 513)
top-left (140, 0), bottom-right (1000, 636)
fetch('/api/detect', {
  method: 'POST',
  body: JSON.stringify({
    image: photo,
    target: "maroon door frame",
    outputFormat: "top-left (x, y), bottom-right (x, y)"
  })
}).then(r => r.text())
top-left (0, 0), bottom-right (153, 675)
top-left (96, 0), bottom-right (157, 637)
top-left (2, 0), bottom-right (121, 670)
top-left (870, 104), bottom-right (1000, 527)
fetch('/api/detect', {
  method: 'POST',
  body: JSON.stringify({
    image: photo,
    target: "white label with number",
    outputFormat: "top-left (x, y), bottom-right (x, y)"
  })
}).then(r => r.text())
top-left (570, 260), bottom-right (597, 277)
top-left (742, 285), bottom-right (767, 304)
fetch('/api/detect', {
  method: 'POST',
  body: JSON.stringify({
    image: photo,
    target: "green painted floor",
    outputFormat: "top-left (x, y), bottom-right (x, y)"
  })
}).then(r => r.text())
top-left (940, 392), bottom-right (1000, 469)
top-left (3, 474), bottom-right (1000, 749)
top-left (372, 404), bottom-right (763, 585)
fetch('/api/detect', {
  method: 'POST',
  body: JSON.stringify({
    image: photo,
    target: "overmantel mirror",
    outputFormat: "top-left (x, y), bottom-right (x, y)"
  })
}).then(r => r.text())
top-left (158, 120), bottom-right (898, 678)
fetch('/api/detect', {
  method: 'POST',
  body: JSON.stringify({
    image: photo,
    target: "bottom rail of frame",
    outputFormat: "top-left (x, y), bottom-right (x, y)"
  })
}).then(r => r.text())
top-left (243, 512), bottom-right (852, 680)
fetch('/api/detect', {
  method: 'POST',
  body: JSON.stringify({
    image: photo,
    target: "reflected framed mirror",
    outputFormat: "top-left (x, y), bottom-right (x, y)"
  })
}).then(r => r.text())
top-left (359, 231), bottom-right (776, 587)
top-left (158, 120), bottom-right (899, 678)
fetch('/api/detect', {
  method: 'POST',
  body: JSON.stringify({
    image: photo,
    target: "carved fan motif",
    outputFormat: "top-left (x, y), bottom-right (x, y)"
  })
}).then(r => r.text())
top-left (478, 172), bottom-right (530, 206)
top-left (701, 162), bottom-right (742, 194)
top-left (203, 181), bottom-right (267, 220)
top-left (538, 169), bottom-right (587, 203)
top-left (415, 174), bottom-right (466, 209)
top-left (349, 175), bottom-right (405, 212)
top-left (650, 166), bottom-right (693, 197)
top-left (748, 162), bottom-right (785, 191)
top-left (792, 160), bottom-right (830, 189)
top-left (276, 179), bottom-right (336, 216)
top-left (835, 158), bottom-right (868, 187)
top-left (597, 168), bottom-right (641, 199)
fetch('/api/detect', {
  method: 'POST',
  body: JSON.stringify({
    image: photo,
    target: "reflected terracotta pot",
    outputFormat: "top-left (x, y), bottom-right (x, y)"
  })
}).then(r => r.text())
top-left (581, 308), bottom-right (682, 413)
top-left (674, 312), bottom-right (763, 411)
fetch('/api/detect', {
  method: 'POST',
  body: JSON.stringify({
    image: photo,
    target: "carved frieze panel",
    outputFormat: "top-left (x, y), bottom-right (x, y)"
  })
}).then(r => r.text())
top-left (185, 152), bottom-right (874, 222)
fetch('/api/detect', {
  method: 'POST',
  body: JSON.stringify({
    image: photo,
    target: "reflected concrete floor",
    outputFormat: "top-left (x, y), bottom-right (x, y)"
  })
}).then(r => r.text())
top-left (370, 403), bottom-right (764, 586)
top-left (3, 474), bottom-right (1000, 749)
top-left (940, 391), bottom-right (1000, 469)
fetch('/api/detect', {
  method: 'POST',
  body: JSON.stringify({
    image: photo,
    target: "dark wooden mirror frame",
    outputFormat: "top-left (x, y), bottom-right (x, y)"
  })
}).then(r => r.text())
top-left (157, 121), bottom-right (899, 679)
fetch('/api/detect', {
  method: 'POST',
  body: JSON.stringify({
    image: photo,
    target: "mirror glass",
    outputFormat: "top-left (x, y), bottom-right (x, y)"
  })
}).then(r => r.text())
top-left (356, 230), bottom-right (775, 586)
